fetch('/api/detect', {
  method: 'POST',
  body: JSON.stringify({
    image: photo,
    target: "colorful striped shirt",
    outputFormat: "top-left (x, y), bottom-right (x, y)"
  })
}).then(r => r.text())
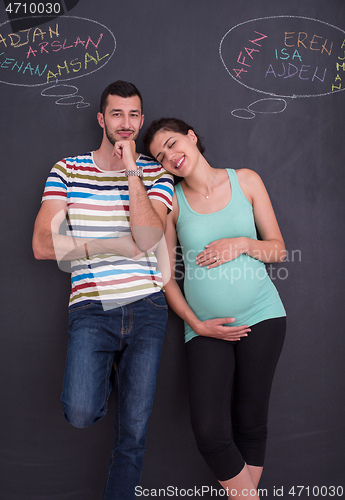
top-left (42, 152), bottom-right (174, 309)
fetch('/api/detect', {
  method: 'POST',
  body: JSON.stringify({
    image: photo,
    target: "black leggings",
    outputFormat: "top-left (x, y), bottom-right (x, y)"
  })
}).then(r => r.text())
top-left (186, 317), bottom-right (286, 482)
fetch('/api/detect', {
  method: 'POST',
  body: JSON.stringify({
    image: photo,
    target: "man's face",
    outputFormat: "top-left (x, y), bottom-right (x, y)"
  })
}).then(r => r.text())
top-left (99, 94), bottom-right (144, 145)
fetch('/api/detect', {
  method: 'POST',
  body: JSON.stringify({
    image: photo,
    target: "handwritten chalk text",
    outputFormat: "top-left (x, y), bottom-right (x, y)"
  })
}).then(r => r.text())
top-left (265, 63), bottom-right (327, 82)
top-left (265, 30), bottom-right (332, 86)
top-left (26, 34), bottom-right (104, 58)
top-left (46, 50), bottom-right (110, 82)
top-left (0, 52), bottom-right (47, 76)
top-left (232, 31), bottom-right (268, 79)
top-left (0, 24), bottom-right (59, 48)
top-left (284, 31), bottom-right (333, 55)
top-left (332, 39), bottom-right (345, 91)
top-left (275, 48), bottom-right (302, 61)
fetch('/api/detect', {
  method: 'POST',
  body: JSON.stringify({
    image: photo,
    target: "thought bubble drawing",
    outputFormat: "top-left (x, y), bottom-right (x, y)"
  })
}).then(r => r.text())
top-left (220, 16), bottom-right (345, 118)
top-left (0, 15), bottom-right (116, 107)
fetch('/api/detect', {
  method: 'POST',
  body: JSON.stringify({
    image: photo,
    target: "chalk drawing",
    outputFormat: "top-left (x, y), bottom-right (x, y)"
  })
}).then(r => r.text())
top-left (219, 16), bottom-right (345, 118)
top-left (41, 82), bottom-right (90, 107)
top-left (231, 98), bottom-right (287, 119)
top-left (0, 15), bottom-right (116, 108)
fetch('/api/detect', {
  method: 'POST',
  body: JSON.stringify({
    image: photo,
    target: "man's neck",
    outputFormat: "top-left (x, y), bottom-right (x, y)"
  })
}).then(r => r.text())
top-left (93, 141), bottom-right (140, 172)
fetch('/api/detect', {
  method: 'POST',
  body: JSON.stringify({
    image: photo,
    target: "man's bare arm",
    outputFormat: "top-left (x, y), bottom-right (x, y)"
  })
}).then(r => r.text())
top-left (32, 200), bottom-right (142, 262)
top-left (113, 140), bottom-right (168, 252)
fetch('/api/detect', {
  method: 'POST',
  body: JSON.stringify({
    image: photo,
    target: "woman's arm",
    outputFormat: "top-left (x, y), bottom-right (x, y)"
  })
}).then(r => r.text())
top-left (239, 168), bottom-right (286, 262)
top-left (163, 194), bottom-right (251, 341)
top-left (196, 169), bottom-right (286, 268)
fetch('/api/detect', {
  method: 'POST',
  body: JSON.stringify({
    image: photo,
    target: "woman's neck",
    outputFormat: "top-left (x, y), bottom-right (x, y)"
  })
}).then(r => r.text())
top-left (183, 157), bottom-right (218, 197)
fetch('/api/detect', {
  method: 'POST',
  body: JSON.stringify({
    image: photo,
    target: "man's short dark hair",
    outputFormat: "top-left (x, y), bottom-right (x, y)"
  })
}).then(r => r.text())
top-left (100, 80), bottom-right (143, 115)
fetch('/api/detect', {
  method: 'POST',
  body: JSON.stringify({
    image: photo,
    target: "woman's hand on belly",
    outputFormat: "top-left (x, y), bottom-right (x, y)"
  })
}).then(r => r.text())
top-left (194, 317), bottom-right (251, 341)
top-left (196, 237), bottom-right (248, 269)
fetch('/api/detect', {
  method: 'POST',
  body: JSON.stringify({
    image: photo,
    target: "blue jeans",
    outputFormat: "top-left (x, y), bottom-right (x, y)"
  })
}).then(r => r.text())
top-left (60, 291), bottom-right (168, 500)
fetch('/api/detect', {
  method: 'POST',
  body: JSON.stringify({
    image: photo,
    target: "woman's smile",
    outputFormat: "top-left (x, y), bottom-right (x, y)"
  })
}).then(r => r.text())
top-left (175, 155), bottom-right (185, 169)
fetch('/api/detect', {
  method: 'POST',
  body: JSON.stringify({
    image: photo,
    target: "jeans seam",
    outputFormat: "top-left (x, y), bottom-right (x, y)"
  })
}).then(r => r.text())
top-left (69, 302), bottom-right (96, 313)
top-left (104, 365), bottom-right (120, 499)
top-left (120, 304), bottom-right (133, 337)
top-left (104, 450), bottom-right (115, 497)
top-left (145, 291), bottom-right (168, 309)
top-left (101, 354), bottom-right (113, 415)
top-left (146, 298), bottom-right (168, 309)
top-left (116, 367), bottom-right (121, 447)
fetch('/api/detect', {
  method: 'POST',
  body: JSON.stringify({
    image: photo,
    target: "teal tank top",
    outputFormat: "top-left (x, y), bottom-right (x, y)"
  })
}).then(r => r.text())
top-left (175, 169), bottom-right (286, 342)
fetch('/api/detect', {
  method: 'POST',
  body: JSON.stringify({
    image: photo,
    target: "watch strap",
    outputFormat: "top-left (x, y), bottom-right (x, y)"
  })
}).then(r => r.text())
top-left (125, 168), bottom-right (143, 178)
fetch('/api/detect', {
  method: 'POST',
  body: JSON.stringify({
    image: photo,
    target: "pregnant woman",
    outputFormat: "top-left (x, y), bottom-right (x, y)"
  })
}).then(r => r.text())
top-left (144, 118), bottom-right (286, 499)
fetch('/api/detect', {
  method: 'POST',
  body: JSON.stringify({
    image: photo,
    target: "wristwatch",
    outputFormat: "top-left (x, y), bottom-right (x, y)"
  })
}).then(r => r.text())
top-left (125, 167), bottom-right (143, 178)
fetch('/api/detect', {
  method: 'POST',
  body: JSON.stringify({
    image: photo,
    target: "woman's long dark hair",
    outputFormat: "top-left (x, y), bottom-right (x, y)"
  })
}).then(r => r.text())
top-left (143, 118), bottom-right (205, 156)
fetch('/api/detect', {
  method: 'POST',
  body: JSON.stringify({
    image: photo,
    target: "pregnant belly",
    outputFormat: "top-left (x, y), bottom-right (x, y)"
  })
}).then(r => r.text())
top-left (184, 256), bottom-right (270, 324)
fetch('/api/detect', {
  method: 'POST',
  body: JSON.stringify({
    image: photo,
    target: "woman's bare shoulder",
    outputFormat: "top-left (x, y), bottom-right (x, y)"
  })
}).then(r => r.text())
top-left (235, 168), bottom-right (262, 185)
top-left (235, 168), bottom-right (265, 203)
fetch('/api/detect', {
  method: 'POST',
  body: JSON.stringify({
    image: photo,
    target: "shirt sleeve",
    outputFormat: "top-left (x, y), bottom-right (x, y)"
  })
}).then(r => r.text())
top-left (41, 160), bottom-right (68, 202)
top-left (147, 169), bottom-right (174, 213)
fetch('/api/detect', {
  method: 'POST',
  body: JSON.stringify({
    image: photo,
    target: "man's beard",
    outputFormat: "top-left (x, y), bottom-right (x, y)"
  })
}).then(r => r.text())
top-left (104, 123), bottom-right (138, 145)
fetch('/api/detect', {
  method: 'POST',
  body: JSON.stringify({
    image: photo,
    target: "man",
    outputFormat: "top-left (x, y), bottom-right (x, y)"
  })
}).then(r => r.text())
top-left (32, 81), bottom-right (174, 499)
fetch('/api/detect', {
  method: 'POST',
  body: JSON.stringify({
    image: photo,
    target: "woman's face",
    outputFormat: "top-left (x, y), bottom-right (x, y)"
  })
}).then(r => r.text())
top-left (149, 129), bottom-right (199, 176)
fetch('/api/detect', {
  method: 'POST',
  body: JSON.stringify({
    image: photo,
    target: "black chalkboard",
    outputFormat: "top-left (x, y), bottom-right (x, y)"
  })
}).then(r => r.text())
top-left (1, 1), bottom-right (344, 499)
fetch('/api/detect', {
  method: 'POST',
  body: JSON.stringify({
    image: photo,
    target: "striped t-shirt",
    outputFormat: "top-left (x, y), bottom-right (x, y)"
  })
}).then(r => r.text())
top-left (42, 152), bottom-right (174, 309)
